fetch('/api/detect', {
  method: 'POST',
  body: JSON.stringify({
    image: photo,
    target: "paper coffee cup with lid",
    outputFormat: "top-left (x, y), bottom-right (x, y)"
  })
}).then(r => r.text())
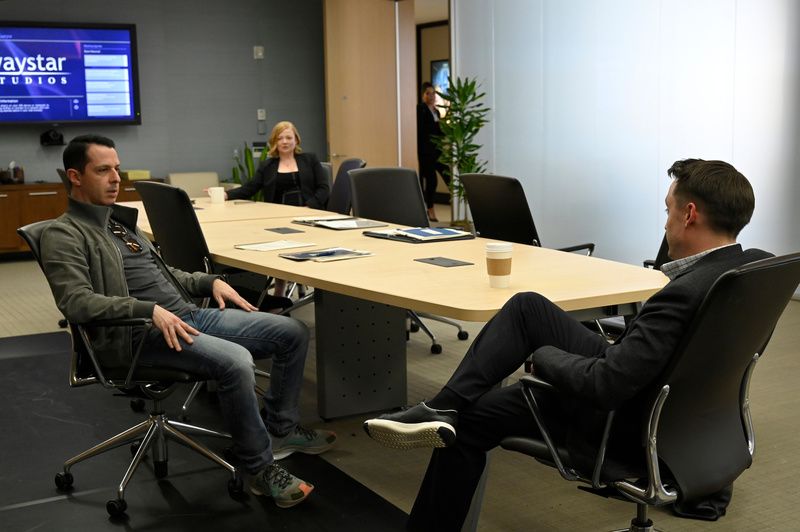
top-left (486, 242), bottom-right (513, 288)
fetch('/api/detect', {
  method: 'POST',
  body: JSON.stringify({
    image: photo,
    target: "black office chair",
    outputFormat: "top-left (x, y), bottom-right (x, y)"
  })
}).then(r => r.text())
top-left (644, 235), bottom-right (670, 270)
top-left (499, 252), bottom-right (800, 531)
top-left (18, 220), bottom-right (243, 517)
top-left (327, 157), bottom-right (366, 215)
top-left (460, 173), bottom-right (595, 254)
top-left (460, 173), bottom-right (609, 338)
top-left (349, 167), bottom-right (469, 354)
top-left (134, 181), bottom-right (286, 416)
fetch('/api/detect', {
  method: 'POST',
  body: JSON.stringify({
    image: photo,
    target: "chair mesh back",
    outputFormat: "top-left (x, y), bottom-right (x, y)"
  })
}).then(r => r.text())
top-left (17, 220), bottom-right (51, 267)
top-left (349, 167), bottom-right (429, 227)
top-left (460, 173), bottom-right (541, 246)
top-left (134, 181), bottom-right (212, 273)
top-left (653, 253), bottom-right (800, 502)
top-left (327, 158), bottom-right (365, 215)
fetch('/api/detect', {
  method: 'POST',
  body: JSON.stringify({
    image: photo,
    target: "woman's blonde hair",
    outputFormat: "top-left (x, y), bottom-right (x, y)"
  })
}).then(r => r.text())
top-left (267, 121), bottom-right (303, 157)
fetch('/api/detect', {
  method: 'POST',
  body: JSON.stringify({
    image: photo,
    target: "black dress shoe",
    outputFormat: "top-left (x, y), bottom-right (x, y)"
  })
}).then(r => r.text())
top-left (363, 402), bottom-right (457, 450)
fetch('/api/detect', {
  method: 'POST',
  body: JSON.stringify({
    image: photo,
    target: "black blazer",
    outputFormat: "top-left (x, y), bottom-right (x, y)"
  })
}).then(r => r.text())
top-left (227, 152), bottom-right (330, 209)
top-left (417, 102), bottom-right (442, 159)
top-left (532, 244), bottom-right (773, 472)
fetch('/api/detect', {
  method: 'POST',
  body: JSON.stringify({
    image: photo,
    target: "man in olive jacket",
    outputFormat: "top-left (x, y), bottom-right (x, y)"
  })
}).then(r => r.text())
top-left (364, 158), bottom-right (770, 530)
top-left (40, 134), bottom-right (335, 508)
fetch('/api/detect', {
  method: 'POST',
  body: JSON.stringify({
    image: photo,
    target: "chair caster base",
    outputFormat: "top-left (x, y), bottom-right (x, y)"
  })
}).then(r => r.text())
top-left (228, 475), bottom-right (245, 499)
top-left (106, 498), bottom-right (127, 517)
top-left (54, 471), bottom-right (73, 491)
top-left (430, 343), bottom-right (443, 354)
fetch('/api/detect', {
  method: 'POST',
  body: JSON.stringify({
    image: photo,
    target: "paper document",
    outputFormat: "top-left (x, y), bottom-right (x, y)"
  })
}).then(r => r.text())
top-left (234, 240), bottom-right (315, 252)
top-left (279, 247), bottom-right (373, 262)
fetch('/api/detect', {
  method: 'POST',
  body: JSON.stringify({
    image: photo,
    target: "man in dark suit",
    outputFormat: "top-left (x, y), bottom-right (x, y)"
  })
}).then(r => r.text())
top-left (363, 158), bottom-right (770, 531)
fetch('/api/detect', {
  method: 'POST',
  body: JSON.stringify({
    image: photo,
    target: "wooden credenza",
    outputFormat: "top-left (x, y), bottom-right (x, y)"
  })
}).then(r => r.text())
top-left (0, 181), bottom-right (145, 254)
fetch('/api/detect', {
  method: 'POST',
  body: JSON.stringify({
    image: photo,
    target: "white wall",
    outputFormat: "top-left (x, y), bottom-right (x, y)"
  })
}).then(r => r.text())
top-left (451, 0), bottom-right (800, 265)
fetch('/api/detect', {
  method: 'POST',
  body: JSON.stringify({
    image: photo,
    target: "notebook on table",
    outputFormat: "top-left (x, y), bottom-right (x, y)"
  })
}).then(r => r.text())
top-left (363, 227), bottom-right (475, 243)
top-left (292, 215), bottom-right (387, 230)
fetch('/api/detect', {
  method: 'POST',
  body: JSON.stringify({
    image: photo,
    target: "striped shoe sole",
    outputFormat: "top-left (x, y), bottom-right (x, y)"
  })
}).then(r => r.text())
top-left (363, 419), bottom-right (456, 449)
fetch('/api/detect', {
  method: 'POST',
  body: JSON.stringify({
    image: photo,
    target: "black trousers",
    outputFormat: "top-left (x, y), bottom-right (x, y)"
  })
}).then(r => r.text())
top-left (418, 153), bottom-right (449, 209)
top-left (407, 292), bottom-right (608, 531)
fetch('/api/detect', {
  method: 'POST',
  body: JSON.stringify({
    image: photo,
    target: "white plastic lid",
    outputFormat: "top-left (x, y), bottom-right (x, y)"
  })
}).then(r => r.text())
top-left (486, 242), bottom-right (513, 252)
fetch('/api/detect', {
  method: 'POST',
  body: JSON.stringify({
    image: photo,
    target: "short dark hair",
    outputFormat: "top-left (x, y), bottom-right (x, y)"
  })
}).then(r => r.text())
top-left (63, 134), bottom-right (116, 174)
top-left (421, 81), bottom-right (434, 96)
top-left (668, 158), bottom-right (755, 237)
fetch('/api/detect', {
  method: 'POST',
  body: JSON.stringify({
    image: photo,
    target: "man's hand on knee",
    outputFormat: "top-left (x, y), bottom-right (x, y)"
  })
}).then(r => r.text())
top-left (152, 305), bottom-right (199, 351)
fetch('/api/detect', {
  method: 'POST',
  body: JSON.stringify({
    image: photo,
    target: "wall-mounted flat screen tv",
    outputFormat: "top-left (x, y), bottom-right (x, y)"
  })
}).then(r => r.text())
top-left (0, 21), bottom-right (141, 125)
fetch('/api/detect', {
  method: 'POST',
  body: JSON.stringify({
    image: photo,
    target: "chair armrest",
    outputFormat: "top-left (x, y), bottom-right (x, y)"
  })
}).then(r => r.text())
top-left (520, 374), bottom-right (615, 488)
top-left (557, 242), bottom-right (595, 256)
top-left (88, 318), bottom-right (153, 328)
top-left (76, 318), bottom-right (154, 388)
top-left (517, 375), bottom-right (580, 481)
top-left (519, 374), bottom-right (557, 392)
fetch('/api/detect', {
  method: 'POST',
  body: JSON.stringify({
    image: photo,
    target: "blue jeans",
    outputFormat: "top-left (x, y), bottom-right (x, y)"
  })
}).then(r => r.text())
top-left (136, 308), bottom-right (309, 473)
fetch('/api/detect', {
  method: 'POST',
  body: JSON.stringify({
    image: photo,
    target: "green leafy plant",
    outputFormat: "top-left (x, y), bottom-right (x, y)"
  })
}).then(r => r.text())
top-left (231, 142), bottom-right (269, 202)
top-left (432, 76), bottom-right (490, 225)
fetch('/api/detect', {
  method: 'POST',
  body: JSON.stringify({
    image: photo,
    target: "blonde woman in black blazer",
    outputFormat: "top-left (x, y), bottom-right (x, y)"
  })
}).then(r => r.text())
top-left (227, 121), bottom-right (330, 208)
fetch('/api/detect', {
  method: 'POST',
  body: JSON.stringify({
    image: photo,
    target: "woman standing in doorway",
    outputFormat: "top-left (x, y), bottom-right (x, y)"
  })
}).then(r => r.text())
top-left (417, 82), bottom-right (449, 222)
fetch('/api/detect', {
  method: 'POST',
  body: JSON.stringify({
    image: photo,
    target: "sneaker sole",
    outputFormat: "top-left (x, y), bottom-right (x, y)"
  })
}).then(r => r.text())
top-left (363, 419), bottom-right (456, 449)
top-left (272, 442), bottom-right (335, 461)
top-left (250, 483), bottom-right (314, 508)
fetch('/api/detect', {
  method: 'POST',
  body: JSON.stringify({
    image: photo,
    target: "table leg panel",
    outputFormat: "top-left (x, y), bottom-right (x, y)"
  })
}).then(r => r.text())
top-left (314, 290), bottom-right (407, 419)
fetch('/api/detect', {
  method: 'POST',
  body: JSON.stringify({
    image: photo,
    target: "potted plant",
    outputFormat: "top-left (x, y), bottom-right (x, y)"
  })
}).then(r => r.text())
top-left (432, 76), bottom-right (490, 228)
top-left (231, 142), bottom-right (269, 202)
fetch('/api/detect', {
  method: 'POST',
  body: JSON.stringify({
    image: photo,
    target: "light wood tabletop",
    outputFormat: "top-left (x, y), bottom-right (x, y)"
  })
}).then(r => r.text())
top-left (198, 216), bottom-right (668, 322)
top-left (119, 197), bottom-right (322, 235)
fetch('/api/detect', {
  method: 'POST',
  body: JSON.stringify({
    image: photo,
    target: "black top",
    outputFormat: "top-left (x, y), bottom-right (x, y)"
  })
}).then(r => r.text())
top-left (417, 102), bottom-right (442, 159)
top-left (226, 152), bottom-right (330, 208)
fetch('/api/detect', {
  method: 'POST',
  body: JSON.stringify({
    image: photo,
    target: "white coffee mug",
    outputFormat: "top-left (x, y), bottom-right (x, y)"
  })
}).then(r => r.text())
top-left (486, 242), bottom-right (513, 288)
top-left (208, 186), bottom-right (225, 204)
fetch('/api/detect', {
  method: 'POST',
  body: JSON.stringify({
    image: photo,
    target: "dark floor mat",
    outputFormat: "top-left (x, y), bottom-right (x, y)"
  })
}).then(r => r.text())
top-left (0, 334), bottom-right (407, 531)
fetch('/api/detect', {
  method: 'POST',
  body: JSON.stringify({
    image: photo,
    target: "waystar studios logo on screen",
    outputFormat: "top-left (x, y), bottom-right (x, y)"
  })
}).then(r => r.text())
top-left (0, 54), bottom-right (68, 85)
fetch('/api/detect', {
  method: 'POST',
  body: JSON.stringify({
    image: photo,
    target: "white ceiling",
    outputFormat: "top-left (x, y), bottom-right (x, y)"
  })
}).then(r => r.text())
top-left (414, 0), bottom-right (448, 24)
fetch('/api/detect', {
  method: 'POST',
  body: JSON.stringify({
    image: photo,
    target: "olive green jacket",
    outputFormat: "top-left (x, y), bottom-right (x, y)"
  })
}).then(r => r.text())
top-left (40, 198), bottom-right (218, 368)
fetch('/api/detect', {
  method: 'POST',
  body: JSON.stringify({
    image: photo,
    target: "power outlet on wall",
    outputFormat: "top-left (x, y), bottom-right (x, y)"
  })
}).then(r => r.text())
top-left (253, 46), bottom-right (264, 60)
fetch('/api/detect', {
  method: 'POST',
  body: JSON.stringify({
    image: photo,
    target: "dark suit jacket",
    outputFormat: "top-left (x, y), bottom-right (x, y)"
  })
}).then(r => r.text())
top-left (532, 244), bottom-right (772, 474)
top-left (226, 152), bottom-right (330, 209)
top-left (417, 102), bottom-right (442, 160)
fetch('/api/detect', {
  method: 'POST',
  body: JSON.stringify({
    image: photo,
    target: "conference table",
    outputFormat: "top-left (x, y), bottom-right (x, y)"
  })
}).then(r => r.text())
top-left (125, 197), bottom-right (321, 233)
top-left (123, 199), bottom-right (668, 418)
